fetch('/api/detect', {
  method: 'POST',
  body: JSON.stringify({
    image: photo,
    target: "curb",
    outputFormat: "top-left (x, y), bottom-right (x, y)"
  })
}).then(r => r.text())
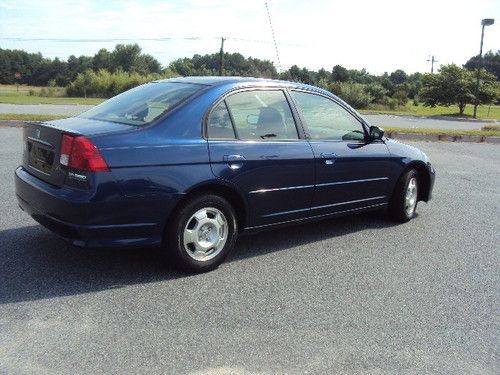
top-left (386, 131), bottom-right (500, 144)
top-left (1, 120), bottom-right (499, 144)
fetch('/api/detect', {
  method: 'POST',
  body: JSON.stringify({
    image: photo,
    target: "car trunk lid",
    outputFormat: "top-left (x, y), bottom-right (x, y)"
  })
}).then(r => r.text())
top-left (22, 118), bottom-right (134, 187)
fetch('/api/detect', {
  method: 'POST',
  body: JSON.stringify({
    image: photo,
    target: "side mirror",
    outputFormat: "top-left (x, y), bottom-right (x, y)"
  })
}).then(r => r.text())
top-left (369, 125), bottom-right (384, 140)
top-left (246, 114), bottom-right (258, 125)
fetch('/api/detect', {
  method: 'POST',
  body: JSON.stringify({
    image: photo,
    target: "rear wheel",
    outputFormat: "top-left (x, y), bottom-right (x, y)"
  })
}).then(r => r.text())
top-left (164, 194), bottom-right (238, 272)
top-left (388, 168), bottom-right (419, 222)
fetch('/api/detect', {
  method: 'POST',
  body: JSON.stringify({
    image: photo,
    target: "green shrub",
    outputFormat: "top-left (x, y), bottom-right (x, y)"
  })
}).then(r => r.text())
top-left (364, 83), bottom-right (387, 103)
top-left (66, 69), bottom-right (178, 98)
top-left (393, 90), bottom-right (409, 106)
top-left (333, 83), bottom-right (373, 109)
top-left (387, 98), bottom-right (398, 110)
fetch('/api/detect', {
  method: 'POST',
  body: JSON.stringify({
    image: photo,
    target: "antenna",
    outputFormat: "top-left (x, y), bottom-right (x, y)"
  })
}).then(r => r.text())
top-left (265, 2), bottom-right (281, 72)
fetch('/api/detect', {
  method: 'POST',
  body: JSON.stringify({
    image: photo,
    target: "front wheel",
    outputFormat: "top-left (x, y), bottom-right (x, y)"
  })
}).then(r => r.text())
top-left (164, 194), bottom-right (238, 273)
top-left (388, 169), bottom-right (419, 222)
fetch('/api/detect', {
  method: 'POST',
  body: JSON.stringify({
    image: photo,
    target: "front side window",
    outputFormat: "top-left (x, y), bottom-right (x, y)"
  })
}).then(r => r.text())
top-left (225, 90), bottom-right (298, 140)
top-left (80, 82), bottom-right (204, 126)
top-left (291, 91), bottom-right (366, 141)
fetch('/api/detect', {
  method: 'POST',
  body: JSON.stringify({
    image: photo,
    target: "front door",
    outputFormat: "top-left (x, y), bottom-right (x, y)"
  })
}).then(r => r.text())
top-left (207, 89), bottom-right (315, 228)
top-left (290, 90), bottom-right (392, 216)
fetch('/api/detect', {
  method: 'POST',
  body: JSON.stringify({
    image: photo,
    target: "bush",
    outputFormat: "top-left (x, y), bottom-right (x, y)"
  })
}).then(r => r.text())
top-left (66, 69), bottom-right (178, 98)
top-left (393, 90), bottom-right (409, 106)
top-left (364, 83), bottom-right (387, 103)
top-left (333, 83), bottom-right (373, 109)
top-left (387, 98), bottom-right (398, 110)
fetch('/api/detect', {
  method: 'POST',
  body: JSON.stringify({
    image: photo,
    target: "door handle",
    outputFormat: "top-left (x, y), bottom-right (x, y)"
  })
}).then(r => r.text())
top-left (223, 154), bottom-right (245, 169)
top-left (223, 154), bottom-right (246, 162)
top-left (320, 152), bottom-right (337, 165)
top-left (320, 152), bottom-right (337, 159)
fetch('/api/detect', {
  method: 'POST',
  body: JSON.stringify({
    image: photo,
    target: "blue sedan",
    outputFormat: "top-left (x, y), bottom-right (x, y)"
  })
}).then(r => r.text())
top-left (15, 77), bottom-right (435, 272)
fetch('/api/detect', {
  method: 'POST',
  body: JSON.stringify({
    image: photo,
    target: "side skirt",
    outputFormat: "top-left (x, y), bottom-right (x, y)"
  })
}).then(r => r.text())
top-left (242, 202), bottom-right (387, 234)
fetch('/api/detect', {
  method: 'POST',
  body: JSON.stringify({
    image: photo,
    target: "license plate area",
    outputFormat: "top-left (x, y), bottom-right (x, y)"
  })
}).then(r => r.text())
top-left (28, 141), bottom-right (55, 174)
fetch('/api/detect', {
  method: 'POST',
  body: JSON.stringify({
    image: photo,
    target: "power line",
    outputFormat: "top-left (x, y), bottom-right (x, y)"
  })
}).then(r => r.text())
top-left (0, 36), bottom-right (303, 46)
top-left (0, 36), bottom-right (212, 42)
top-left (265, 1), bottom-right (282, 71)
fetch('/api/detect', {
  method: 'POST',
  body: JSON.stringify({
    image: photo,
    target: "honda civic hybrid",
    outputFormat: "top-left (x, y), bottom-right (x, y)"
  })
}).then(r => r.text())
top-left (15, 77), bottom-right (435, 272)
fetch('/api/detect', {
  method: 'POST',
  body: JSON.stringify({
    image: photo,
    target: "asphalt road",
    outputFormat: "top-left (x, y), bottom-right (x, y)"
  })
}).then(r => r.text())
top-left (0, 103), bottom-right (492, 130)
top-left (362, 113), bottom-right (487, 130)
top-left (0, 127), bottom-right (499, 374)
top-left (0, 103), bottom-right (93, 116)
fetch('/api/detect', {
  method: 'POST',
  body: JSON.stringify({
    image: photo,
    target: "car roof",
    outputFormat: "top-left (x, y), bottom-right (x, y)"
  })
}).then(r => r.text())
top-left (154, 76), bottom-right (298, 88)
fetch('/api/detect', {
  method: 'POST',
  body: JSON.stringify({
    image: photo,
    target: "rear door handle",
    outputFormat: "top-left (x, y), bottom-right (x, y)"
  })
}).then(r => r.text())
top-left (223, 154), bottom-right (246, 169)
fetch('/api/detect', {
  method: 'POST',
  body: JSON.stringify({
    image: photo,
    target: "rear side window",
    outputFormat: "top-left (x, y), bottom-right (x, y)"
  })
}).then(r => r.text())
top-left (291, 91), bottom-right (366, 141)
top-left (224, 90), bottom-right (298, 140)
top-left (80, 82), bottom-right (204, 126)
top-left (207, 101), bottom-right (236, 139)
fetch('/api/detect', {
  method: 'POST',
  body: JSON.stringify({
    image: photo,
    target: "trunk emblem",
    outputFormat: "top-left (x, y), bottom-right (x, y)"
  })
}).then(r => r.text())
top-left (35, 129), bottom-right (41, 138)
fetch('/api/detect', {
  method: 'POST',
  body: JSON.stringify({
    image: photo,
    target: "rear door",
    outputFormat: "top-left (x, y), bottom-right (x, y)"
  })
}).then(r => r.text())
top-left (207, 89), bottom-right (315, 228)
top-left (290, 90), bottom-right (392, 216)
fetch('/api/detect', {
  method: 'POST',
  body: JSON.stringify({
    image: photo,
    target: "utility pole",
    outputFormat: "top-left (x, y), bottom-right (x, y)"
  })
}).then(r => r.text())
top-left (473, 18), bottom-right (494, 118)
top-left (218, 37), bottom-right (225, 76)
top-left (427, 55), bottom-right (438, 73)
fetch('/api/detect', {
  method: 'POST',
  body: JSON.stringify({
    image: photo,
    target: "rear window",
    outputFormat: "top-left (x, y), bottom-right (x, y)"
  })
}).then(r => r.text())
top-left (79, 82), bottom-right (204, 126)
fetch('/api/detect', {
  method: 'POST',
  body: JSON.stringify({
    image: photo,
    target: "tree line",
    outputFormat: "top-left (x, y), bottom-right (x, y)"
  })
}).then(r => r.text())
top-left (0, 44), bottom-right (498, 113)
top-left (0, 44), bottom-right (162, 86)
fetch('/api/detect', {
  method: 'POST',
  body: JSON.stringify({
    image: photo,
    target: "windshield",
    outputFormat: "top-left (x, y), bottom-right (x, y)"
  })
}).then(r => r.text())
top-left (79, 82), bottom-right (204, 126)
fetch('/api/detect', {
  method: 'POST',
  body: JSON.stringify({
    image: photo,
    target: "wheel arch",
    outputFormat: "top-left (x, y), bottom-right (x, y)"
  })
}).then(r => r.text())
top-left (164, 181), bottom-right (248, 239)
top-left (404, 161), bottom-right (432, 202)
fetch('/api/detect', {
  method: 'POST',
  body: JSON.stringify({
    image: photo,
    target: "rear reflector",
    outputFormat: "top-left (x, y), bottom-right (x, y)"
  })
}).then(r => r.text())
top-left (59, 135), bottom-right (109, 172)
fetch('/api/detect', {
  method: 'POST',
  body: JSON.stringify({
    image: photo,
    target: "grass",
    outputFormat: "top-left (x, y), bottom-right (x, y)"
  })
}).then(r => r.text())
top-left (359, 102), bottom-right (500, 120)
top-left (385, 126), bottom-right (500, 138)
top-left (0, 113), bottom-right (68, 121)
top-left (0, 92), bottom-right (104, 105)
top-left (0, 85), bottom-right (105, 105)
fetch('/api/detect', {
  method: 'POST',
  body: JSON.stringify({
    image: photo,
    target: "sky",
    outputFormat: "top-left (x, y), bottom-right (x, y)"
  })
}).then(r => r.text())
top-left (0, 0), bottom-right (499, 75)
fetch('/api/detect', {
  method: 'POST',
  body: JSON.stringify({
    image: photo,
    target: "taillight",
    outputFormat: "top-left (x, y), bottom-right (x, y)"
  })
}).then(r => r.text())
top-left (59, 135), bottom-right (109, 172)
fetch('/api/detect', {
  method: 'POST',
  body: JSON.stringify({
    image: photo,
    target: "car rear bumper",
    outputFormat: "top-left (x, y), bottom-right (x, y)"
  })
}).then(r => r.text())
top-left (15, 166), bottom-right (171, 248)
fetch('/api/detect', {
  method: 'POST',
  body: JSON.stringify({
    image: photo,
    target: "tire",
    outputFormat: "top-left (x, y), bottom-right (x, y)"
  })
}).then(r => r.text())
top-left (388, 168), bottom-right (419, 223)
top-left (164, 194), bottom-right (238, 273)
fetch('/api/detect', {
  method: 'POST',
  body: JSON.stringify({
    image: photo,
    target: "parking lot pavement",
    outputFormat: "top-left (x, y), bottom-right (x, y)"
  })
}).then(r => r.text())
top-left (0, 126), bottom-right (499, 374)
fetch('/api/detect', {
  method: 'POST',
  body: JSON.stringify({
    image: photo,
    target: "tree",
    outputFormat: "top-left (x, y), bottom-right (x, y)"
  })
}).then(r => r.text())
top-left (420, 64), bottom-right (497, 114)
top-left (464, 50), bottom-right (500, 81)
top-left (331, 65), bottom-right (349, 82)
top-left (389, 69), bottom-right (408, 85)
top-left (93, 49), bottom-right (112, 71)
top-left (111, 44), bottom-right (142, 72)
